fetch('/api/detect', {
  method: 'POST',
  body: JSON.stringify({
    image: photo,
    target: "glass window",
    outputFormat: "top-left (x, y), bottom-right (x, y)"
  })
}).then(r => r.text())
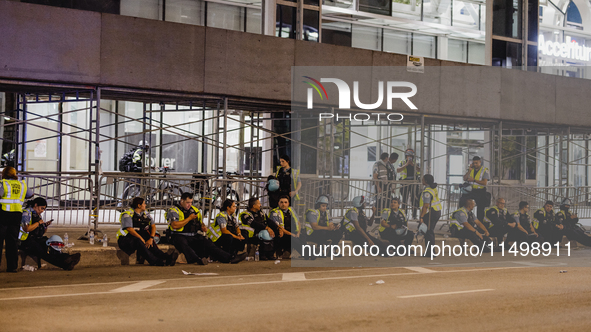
top-left (527, 0), bottom-right (539, 41)
top-left (120, 0), bottom-right (162, 20)
top-left (322, 22), bottom-right (352, 47)
top-left (359, 0), bottom-right (392, 16)
top-left (468, 42), bottom-right (486, 65)
top-left (423, 0), bottom-right (452, 26)
top-left (246, 8), bottom-right (262, 34)
top-left (276, 5), bottom-right (296, 39)
top-left (351, 25), bottom-right (382, 51)
top-left (493, 0), bottom-right (522, 39)
top-left (207, 2), bottom-right (244, 32)
top-left (452, 1), bottom-right (483, 30)
top-left (412, 33), bottom-right (436, 58)
top-left (492, 39), bottom-right (522, 68)
top-left (165, 0), bottom-right (204, 25)
top-left (448, 39), bottom-right (467, 62)
top-left (527, 44), bottom-right (537, 70)
top-left (303, 9), bottom-right (320, 42)
top-left (391, 0), bottom-right (422, 21)
top-left (383, 30), bottom-right (411, 54)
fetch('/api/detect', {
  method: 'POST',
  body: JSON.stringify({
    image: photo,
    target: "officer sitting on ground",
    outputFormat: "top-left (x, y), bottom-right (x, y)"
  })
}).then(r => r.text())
top-left (167, 193), bottom-right (245, 265)
top-left (379, 197), bottom-right (415, 255)
top-left (116, 197), bottom-right (178, 266)
top-left (239, 197), bottom-right (276, 260)
top-left (269, 195), bottom-right (305, 259)
top-left (208, 199), bottom-right (246, 256)
top-left (555, 198), bottom-right (591, 247)
top-left (450, 198), bottom-right (493, 248)
top-left (533, 200), bottom-right (562, 246)
top-left (342, 196), bottom-right (387, 252)
top-left (305, 195), bottom-right (343, 246)
top-left (19, 197), bottom-right (81, 270)
top-left (508, 201), bottom-right (543, 244)
top-left (483, 197), bottom-right (515, 245)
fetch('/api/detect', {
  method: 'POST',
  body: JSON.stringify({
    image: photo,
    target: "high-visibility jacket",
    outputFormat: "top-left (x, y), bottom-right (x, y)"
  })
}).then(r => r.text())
top-left (207, 211), bottom-right (237, 242)
top-left (269, 207), bottom-right (300, 232)
top-left (379, 208), bottom-right (406, 232)
top-left (0, 179), bottom-right (27, 212)
top-left (166, 205), bottom-right (202, 233)
top-left (276, 167), bottom-right (300, 200)
top-left (18, 207), bottom-right (39, 241)
top-left (483, 206), bottom-right (508, 229)
top-left (116, 209), bottom-right (152, 239)
top-left (398, 161), bottom-right (420, 180)
top-left (450, 207), bottom-right (475, 230)
top-left (532, 208), bottom-right (554, 230)
top-left (304, 209), bottom-right (330, 236)
top-left (342, 207), bottom-right (361, 233)
top-left (237, 211), bottom-right (255, 238)
top-left (419, 187), bottom-right (442, 211)
top-left (469, 167), bottom-right (488, 189)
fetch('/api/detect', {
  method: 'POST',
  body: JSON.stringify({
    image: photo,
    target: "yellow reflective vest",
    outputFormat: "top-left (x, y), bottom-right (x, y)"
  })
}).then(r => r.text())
top-left (0, 179), bottom-right (27, 212)
top-left (419, 187), bottom-right (442, 211)
top-left (269, 207), bottom-right (300, 233)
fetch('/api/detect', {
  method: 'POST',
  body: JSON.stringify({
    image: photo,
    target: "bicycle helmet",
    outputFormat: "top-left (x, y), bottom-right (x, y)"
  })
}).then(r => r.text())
top-left (405, 148), bottom-right (415, 157)
top-left (352, 196), bottom-right (365, 208)
top-left (418, 223), bottom-right (428, 235)
top-left (316, 195), bottom-right (330, 205)
top-left (46, 235), bottom-right (65, 252)
top-left (268, 179), bottom-right (280, 192)
top-left (395, 225), bottom-right (408, 236)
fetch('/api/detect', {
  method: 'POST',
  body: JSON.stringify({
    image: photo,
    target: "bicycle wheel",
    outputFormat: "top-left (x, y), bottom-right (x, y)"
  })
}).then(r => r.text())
top-left (119, 184), bottom-right (141, 209)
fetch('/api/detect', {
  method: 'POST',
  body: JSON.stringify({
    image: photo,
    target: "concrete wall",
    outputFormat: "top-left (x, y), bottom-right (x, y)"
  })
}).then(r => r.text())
top-left (0, 0), bottom-right (589, 128)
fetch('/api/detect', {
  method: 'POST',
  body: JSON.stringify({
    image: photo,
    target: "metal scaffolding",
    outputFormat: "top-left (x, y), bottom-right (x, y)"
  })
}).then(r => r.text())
top-left (1, 80), bottom-right (591, 230)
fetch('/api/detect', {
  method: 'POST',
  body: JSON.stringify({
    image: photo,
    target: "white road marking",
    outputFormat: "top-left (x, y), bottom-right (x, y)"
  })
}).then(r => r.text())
top-left (398, 289), bottom-right (494, 299)
top-left (110, 280), bottom-right (166, 293)
top-left (512, 261), bottom-right (566, 267)
top-left (404, 267), bottom-right (437, 273)
top-left (0, 266), bottom-right (524, 302)
top-left (282, 273), bottom-right (306, 281)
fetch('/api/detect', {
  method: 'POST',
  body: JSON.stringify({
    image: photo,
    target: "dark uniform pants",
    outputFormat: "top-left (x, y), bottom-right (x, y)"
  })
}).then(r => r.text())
top-left (345, 230), bottom-right (388, 253)
top-left (488, 223), bottom-right (509, 244)
top-left (172, 234), bottom-right (232, 263)
top-left (537, 225), bottom-right (563, 246)
top-left (215, 233), bottom-right (247, 256)
top-left (456, 227), bottom-right (493, 248)
top-left (0, 211), bottom-right (22, 271)
top-left (506, 229), bottom-right (543, 245)
top-left (400, 181), bottom-right (420, 218)
top-left (118, 230), bottom-right (168, 266)
top-left (460, 189), bottom-right (488, 222)
top-left (21, 236), bottom-right (77, 270)
top-left (380, 228), bottom-right (415, 249)
top-left (307, 229), bottom-right (343, 246)
top-left (564, 227), bottom-right (591, 247)
top-left (422, 209), bottom-right (441, 256)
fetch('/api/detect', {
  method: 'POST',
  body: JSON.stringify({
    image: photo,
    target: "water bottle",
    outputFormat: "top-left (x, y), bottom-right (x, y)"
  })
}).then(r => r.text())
top-left (103, 233), bottom-right (108, 247)
top-left (254, 250), bottom-right (259, 262)
top-left (89, 230), bottom-right (94, 245)
top-left (64, 233), bottom-right (69, 246)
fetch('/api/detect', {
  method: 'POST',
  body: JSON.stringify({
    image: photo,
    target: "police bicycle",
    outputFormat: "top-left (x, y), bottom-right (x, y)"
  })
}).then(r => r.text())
top-left (118, 167), bottom-right (183, 208)
top-left (191, 171), bottom-right (241, 214)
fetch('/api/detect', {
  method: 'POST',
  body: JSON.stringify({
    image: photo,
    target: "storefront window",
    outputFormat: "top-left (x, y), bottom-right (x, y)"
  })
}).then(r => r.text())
top-left (493, 0), bottom-right (522, 39)
top-left (352, 25), bottom-right (382, 51)
top-left (207, 2), bottom-right (244, 31)
top-left (448, 39), bottom-right (467, 62)
top-left (383, 30), bottom-right (411, 54)
top-left (468, 42), bottom-right (485, 65)
top-left (322, 22), bottom-right (352, 47)
top-left (276, 5), bottom-right (296, 39)
top-left (492, 39), bottom-right (522, 68)
top-left (165, 0), bottom-right (204, 25)
top-left (120, 0), bottom-right (162, 20)
top-left (413, 33), bottom-right (436, 58)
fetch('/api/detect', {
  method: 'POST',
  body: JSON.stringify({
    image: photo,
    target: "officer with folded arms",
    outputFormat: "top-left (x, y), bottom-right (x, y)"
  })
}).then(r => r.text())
top-left (117, 197), bottom-right (178, 266)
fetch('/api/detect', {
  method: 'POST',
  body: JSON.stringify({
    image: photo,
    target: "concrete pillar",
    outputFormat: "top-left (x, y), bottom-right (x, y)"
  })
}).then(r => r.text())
top-left (437, 36), bottom-right (448, 61)
top-left (262, 0), bottom-right (276, 36)
top-left (261, 112), bottom-right (273, 176)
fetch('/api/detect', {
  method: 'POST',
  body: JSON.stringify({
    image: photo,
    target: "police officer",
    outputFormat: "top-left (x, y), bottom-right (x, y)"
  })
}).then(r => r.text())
top-left (269, 195), bottom-right (305, 259)
top-left (274, 155), bottom-right (301, 208)
top-left (209, 199), bottom-right (246, 256)
top-left (19, 197), bottom-right (81, 270)
top-left (533, 200), bottom-right (562, 246)
top-left (450, 198), bottom-right (493, 247)
top-left (483, 197), bottom-right (515, 245)
top-left (555, 198), bottom-right (591, 247)
top-left (0, 166), bottom-right (33, 272)
top-left (116, 197), bottom-right (178, 266)
top-left (342, 196), bottom-right (387, 251)
top-left (397, 148), bottom-right (420, 219)
top-left (462, 156), bottom-right (490, 222)
top-left (305, 195), bottom-right (342, 246)
top-left (373, 152), bottom-right (391, 212)
top-left (239, 197), bottom-right (276, 260)
top-left (379, 197), bottom-right (414, 254)
top-left (418, 174), bottom-right (441, 255)
top-left (131, 141), bottom-right (150, 172)
top-left (167, 193), bottom-right (245, 265)
top-left (508, 201), bottom-right (543, 244)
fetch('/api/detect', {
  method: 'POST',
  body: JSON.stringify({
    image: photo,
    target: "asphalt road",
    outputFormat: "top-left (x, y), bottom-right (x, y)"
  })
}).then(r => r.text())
top-left (1, 254), bottom-right (591, 332)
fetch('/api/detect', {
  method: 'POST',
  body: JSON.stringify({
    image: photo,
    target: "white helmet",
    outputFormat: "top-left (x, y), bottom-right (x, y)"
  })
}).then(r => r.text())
top-left (138, 140), bottom-right (150, 149)
top-left (352, 196), bottom-right (365, 208)
top-left (316, 195), bottom-right (330, 205)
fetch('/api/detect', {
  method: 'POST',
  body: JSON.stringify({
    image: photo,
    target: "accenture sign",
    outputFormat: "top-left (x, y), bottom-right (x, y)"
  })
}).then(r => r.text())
top-left (538, 34), bottom-right (591, 62)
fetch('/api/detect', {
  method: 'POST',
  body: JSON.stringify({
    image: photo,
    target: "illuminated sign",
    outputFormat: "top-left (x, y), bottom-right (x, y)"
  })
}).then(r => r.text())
top-left (538, 34), bottom-right (591, 62)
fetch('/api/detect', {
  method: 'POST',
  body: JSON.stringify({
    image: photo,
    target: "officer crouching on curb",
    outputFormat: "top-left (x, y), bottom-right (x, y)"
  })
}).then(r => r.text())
top-left (556, 198), bottom-right (591, 247)
top-left (342, 196), bottom-right (387, 252)
top-left (116, 197), bottom-right (178, 266)
top-left (379, 197), bottom-right (415, 255)
top-left (239, 197), bottom-right (276, 260)
top-left (269, 195), bottom-right (305, 259)
top-left (450, 198), bottom-right (493, 248)
top-left (533, 200), bottom-right (561, 246)
top-left (305, 195), bottom-right (343, 246)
